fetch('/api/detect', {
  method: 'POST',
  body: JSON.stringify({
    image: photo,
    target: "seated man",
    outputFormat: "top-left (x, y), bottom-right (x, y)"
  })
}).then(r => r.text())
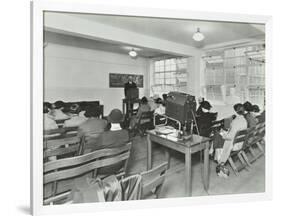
top-left (50, 100), bottom-right (70, 121)
top-left (43, 103), bottom-right (58, 130)
top-left (93, 109), bottom-right (130, 175)
top-left (195, 101), bottom-right (217, 137)
top-left (78, 106), bottom-right (107, 152)
top-left (63, 104), bottom-right (87, 127)
top-left (215, 103), bottom-right (247, 178)
top-left (129, 96), bottom-right (151, 129)
top-left (243, 101), bottom-right (258, 128)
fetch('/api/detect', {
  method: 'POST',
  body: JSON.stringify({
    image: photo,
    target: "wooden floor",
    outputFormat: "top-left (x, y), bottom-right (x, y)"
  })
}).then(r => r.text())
top-left (127, 135), bottom-right (265, 198)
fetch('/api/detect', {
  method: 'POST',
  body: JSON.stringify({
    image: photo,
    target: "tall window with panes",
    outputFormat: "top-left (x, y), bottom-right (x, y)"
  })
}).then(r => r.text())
top-left (203, 44), bottom-right (265, 109)
top-left (151, 57), bottom-right (188, 96)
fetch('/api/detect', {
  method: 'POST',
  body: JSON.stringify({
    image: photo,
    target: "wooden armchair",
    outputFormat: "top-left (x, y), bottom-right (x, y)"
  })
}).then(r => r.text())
top-left (241, 122), bottom-right (265, 165)
top-left (140, 162), bottom-right (168, 199)
top-left (43, 142), bottom-right (132, 205)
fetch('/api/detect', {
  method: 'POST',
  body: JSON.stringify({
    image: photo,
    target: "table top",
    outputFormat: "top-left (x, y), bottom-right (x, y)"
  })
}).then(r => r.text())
top-left (147, 129), bottom-right (210, 148)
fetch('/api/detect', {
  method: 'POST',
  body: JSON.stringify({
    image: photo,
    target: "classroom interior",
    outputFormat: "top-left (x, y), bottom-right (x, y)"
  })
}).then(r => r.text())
top-left (43, 12), bottom-right (266, 204)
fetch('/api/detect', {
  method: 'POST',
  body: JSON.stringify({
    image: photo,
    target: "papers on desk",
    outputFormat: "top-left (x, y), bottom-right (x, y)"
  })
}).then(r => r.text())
top-left (155, 125), bottom-right (176, 135)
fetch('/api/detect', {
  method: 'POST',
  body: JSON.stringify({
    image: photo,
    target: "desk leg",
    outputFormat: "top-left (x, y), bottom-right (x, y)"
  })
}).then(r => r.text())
top-left (185, 149), bottom-right (192, 196)
top-left (122, 102), bottom-right (125, 115)
top-left (203, 141), bottom-right (210, 192)
top-left (165, 150), bottom-right (171, 169)
top-left (147, 134), bottom-right (152, 170)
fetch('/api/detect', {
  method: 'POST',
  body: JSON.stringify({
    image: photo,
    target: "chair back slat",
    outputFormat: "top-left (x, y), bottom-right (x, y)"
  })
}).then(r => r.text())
top-left (140, 162), bottom-right (168, 198)
top-left (44, 145), bottom-right (79, 158)
top-left (44, 151), bottom-right (130, 184)
top-left (45, 136), bottom-right (80, 150)
top-left (44, 142), bottom-right (131, 172)
top-left (44, 127), bottom-right (78, 141)
top-left (233, 129), bottom-right (248, 145)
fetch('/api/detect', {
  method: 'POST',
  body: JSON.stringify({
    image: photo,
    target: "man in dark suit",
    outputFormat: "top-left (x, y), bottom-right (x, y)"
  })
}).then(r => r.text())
top-left (94, 109), bottom-right (130, 174)
top-left (124, 75), bottom-right (137, 98)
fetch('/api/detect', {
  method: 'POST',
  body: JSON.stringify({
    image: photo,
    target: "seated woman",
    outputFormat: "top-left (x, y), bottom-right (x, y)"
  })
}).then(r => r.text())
top-left (196, 97), bottom-right (205, 116)
top-left (129, 96), bottom-right (151, 129)
top-left (63, 104), bottom-right (88, 127)
top-left (195, 101), bottom-right (217, 137)
top-left (50, 100), bottom-right (70, 121)
top-left (215, 103), bottom-right (247, 178)
top-left (154, 98), bottom-right (166, 115)
top-left (43, 102), bottom-right (58, 130)
top-left (243, 101), bottom-right (258, 128)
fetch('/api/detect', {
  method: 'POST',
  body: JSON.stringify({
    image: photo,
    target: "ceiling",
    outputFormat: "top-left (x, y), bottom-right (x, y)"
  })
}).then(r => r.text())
top-left (44, 12), bottom-right (265, 58)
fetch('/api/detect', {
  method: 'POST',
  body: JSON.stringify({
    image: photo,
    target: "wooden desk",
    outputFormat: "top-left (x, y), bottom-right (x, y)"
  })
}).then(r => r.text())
top-left (146, 130), bottom-right (211, 196)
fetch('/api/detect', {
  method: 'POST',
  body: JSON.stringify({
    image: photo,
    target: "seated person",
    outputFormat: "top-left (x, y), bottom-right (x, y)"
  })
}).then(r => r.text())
top-left (215, 103), bottom-right (247, 178)
top-left (148, 94), bottom-right (160, 111)
top-left (243, 101), bottom-right (258, 128)
top-left (258, 109), bottom-right (265, 123)
top-left (154, 98), bottom-right (166, 115)
top-left (50, 100), bottom-right (70, 121)
top-left (196, 97), bottom-right (205, 116)
top-left (93, 109), bottom-right (130, 175)
top-left (77, 106), bottom-right (107, 152)
top-left (162, 93), bottom-right (168, 107)
top-left (43, 103), bottom-right (58, 130)
top-left (129, 96), bottom-right (151, 129)
top-left (63, 104), bottom-right (87, 127)
top-left (195, 101), bottom-right (217, 137)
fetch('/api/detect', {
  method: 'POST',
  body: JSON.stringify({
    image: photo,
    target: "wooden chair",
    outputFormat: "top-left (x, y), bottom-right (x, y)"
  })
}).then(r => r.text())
top-left (241, 122), bottom-right (265, 165)
top-left (44, 126), bottom-right (78, 141)
top-left (135, 111), bottom-right (155, 136)
top-left (227, 129), bottom-right (249, 175)
top-left (44, 136), bottom-right (81, 162)
top-left (140, 162), bottom-right (168, 199)
top-left (43, 142), bottom-right (132, 205)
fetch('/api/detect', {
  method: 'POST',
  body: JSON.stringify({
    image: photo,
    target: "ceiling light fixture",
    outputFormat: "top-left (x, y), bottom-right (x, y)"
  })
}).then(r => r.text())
top-left (129, 49), bottom-right (138, 59)
top-left (192, 28), bottom-right (205, 41)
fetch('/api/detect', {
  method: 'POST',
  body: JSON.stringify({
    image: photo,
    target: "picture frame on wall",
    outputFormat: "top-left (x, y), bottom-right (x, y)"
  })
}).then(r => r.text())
top-left (31, 0), bottom-right (272, 215)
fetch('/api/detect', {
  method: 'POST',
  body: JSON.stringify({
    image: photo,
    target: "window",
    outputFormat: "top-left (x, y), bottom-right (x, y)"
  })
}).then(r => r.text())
top-left (203, 45), bottom-right (265, 109)
top-left (152, 57), bottom-right (188, 96)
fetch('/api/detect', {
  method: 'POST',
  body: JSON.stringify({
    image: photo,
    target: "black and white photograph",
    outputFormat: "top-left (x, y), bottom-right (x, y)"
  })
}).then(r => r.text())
top-left (42, 11), bottom-right (266, 204)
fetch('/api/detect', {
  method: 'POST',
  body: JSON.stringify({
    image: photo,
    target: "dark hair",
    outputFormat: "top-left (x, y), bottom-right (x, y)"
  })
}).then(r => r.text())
top-left (243, 101), bottom-right (253, 112)
top-left (162, 94), bottom-right (168, 101)
top-left (155, 98), bottom-right (162, 104)
top-left (44, 102), bottom-right (52, 110)
top-left (84, 106), bottom-right (100, 118)
top-left (201, 101), bottom-right (212, 110)
top-left (252, 105), bottom-right (260, 113)
top-left (54, 100), bottom-right (65, 109)
top-left (69, 103), bottom-right (80, 114)
top-left (233, 103), bottom-right (245, 115)
top-left (141, 96), bottom-right (148, 104)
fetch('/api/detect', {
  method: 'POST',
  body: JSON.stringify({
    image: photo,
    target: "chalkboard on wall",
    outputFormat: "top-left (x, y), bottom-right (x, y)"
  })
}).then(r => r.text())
top-left (109, 73), bottom-right (144, 88)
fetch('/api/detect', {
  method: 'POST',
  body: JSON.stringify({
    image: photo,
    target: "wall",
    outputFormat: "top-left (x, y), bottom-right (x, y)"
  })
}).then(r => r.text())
top-left (44, 43), bottom-right (149, 115)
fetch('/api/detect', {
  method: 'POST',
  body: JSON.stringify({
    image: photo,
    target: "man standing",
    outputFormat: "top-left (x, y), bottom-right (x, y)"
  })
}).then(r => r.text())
top-left (124, 75), bottom-right (137, 98)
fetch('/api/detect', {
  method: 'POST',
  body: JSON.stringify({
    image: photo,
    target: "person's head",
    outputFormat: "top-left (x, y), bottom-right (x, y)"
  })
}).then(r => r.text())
top-left (69, 103), bottom-right (80, 114)
top-left (84, 106), bottom-right (100, 118)
top-left (43, 102), bottom-right (52, 113)
top-left (243, 101), bottom-right (253, 112)
top-left (128, 75), bottom-right (133, 83)
top-left (54, 100), bottom-right (65, 110)
top-left (198, 97), bottom-right (205, 104)
top-left (107, 109), bottom-right (124, 124)
top-left (252, 105), bottom-right (260, 113)
top-left (155, 98), bottom-right (163, 107)
top-left (200, 101), bottom-right (212, 113)
top-left (162, 94), bottom-right (168, 101)
top-left (233, 103), bottom-right (245, 115)
top-left (141, 96), bottom-right (148, 105)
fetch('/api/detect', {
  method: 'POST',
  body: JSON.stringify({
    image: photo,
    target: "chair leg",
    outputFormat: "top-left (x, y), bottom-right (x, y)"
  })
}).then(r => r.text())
top-left (241, 151), bottom-right (252, 167)
top-left (165, 150), bottom-right (171, 169)
top-left (256, 142), bottom-right (265, 154)
top-left (237, 152), bottom-right (249, 171)
top-left (228, 157), bottom-right (238, 176)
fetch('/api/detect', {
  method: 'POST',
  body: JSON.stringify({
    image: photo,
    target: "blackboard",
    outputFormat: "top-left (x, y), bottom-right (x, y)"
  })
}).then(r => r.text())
top-left (109, 73), bottom-right (144, 88)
